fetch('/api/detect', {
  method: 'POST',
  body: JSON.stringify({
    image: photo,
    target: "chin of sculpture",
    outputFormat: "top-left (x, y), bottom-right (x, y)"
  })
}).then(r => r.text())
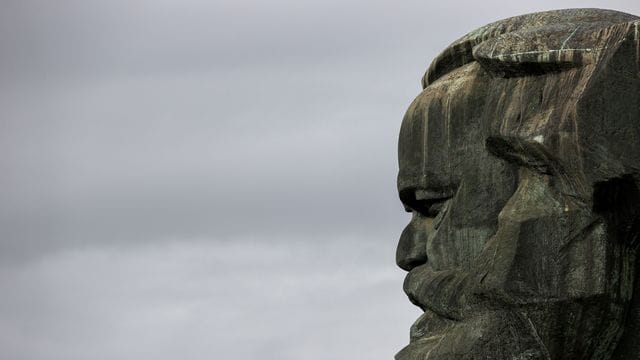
top-left (396, 9), bottom-right (640, 359)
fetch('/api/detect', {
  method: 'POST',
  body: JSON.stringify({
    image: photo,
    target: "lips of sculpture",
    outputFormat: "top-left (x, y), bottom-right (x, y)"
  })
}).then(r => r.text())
top-left (399, 194), bottom-right (486, 323)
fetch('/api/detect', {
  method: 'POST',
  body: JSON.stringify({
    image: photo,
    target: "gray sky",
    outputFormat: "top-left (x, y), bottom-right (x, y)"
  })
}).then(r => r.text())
top-left (1, 0), bottom-right (639, 359)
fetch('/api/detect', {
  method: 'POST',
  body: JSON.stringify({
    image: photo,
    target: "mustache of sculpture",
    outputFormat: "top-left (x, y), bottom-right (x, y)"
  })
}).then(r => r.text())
top-left (400, 200), bottom-right (478, 322)
top-left (403, 264), bottom-right (473, 321)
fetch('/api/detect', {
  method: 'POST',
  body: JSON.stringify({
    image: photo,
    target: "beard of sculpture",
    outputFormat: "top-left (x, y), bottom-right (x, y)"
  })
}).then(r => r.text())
top-left (396, 9), bottom-right (640, 360)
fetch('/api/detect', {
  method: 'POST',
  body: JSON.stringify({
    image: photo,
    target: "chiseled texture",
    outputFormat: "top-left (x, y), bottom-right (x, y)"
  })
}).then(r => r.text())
top-left (396, 8), bottom-right (640, 360)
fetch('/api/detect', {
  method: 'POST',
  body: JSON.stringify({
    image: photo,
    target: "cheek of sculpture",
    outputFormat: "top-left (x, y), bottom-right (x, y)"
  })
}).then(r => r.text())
top-left (472, 166), bottom-right (640, 357)
top-left (476, 170), bottom-right (599, 297)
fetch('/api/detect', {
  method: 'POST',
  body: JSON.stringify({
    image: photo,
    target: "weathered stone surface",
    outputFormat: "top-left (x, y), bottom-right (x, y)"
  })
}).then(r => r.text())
top-left (396, 8), bottom-right (640, 359)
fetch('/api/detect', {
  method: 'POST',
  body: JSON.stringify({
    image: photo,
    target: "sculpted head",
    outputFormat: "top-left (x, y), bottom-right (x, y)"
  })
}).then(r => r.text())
top-left (396, 9), bottom-right (640, 359)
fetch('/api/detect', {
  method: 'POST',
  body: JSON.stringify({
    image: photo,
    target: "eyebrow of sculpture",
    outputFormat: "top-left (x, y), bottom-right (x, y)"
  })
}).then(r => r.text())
top-left (485, 136), bottom-right (562, 176)
top-left (422, 8), bottom-right (639, 88)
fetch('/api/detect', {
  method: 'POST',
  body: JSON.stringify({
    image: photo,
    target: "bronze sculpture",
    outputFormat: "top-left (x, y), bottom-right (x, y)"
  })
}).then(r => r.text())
top-left (396, 8), bottom-right (640, 359)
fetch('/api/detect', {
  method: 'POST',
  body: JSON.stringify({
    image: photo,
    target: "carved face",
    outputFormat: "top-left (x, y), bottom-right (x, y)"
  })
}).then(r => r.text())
top-left (396, 9), bottom-right (640, 360)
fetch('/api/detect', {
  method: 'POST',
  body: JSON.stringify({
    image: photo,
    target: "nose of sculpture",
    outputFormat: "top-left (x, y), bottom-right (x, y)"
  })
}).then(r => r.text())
top-left (396, 211), bottom-right (431, 271)
top-left (396, 188), bottom-right (452, 271)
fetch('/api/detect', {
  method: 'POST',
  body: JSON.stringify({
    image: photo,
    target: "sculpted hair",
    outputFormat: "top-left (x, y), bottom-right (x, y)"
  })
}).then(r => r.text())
top-left (422, 8), bottom-right (640, 88)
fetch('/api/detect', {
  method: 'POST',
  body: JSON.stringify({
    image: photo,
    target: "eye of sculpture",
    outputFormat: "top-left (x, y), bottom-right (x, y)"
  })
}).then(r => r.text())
top-left (396, 8), bottom-right (640, 360)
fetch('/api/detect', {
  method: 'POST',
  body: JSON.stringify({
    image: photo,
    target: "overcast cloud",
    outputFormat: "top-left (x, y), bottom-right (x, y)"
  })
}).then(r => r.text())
top-left (2, 0), bottom-right (640, 359)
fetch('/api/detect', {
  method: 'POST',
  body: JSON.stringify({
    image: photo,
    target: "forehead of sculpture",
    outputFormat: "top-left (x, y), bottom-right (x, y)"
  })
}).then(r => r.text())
top-left (422, 8), bottom-right (639, 88)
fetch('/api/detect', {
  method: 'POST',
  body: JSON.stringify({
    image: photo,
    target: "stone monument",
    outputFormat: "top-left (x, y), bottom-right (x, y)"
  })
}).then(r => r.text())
top-left (396, 8), bottom-right (640, 359)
